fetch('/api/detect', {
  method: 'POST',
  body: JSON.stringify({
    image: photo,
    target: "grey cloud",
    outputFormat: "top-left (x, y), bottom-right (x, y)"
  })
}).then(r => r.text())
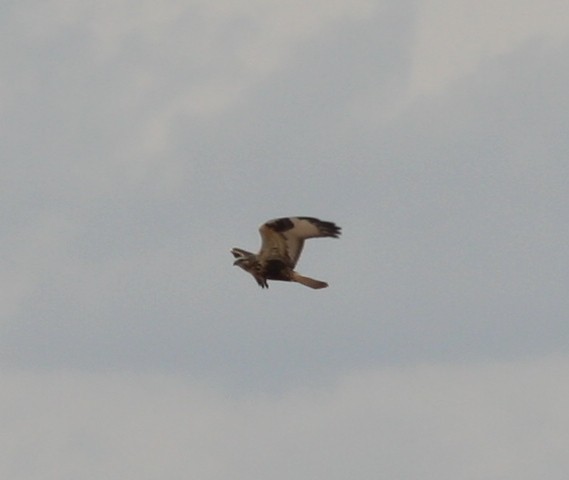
top-left (1, 1), bottom-right (568, 393)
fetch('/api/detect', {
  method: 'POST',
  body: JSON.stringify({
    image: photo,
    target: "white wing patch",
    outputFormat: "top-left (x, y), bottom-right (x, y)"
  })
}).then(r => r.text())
top-left (259, 217), bottom-right (341, 267)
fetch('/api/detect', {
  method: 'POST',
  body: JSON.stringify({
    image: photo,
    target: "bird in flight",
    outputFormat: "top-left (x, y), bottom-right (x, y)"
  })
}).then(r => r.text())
top-left (231, 216), bottom-right (341, 289)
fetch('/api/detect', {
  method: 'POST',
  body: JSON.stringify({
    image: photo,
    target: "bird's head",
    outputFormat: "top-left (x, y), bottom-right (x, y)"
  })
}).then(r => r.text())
top-left (231, 248), bottom-right (256, 270)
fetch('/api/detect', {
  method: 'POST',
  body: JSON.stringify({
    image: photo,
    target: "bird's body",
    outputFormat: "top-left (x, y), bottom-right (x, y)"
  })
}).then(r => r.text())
top-left (231, 217), bottom-right (341, 289)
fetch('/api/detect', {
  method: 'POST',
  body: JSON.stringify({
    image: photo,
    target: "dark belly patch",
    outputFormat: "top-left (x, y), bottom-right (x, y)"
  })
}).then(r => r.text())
top-left (263, 259), bottom-right (291, 281)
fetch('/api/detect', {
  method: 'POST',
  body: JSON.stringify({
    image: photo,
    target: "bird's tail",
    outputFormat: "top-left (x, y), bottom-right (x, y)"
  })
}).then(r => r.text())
top-left (291, 271), bottom-right (328, 289)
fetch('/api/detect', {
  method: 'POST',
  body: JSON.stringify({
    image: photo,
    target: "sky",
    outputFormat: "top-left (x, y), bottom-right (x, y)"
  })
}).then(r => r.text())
top-left (2, 0), bottom-right (569, 478)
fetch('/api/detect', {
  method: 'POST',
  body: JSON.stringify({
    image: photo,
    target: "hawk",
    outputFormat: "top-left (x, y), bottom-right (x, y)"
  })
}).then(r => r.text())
top-left (231, 216), bottom-right (341, 289)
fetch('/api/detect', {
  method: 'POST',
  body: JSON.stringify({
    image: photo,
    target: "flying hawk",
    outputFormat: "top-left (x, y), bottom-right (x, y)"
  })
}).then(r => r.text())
top-left (231, 216), bottom-right (341, 289)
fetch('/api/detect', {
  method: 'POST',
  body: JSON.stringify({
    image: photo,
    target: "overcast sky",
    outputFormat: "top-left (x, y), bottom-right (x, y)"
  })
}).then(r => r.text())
top-left (2, 1), bottom-right (569, 478)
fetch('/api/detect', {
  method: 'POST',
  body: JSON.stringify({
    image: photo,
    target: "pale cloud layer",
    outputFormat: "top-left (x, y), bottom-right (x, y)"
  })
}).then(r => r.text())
top-left (410, 0), bottom-right (569, 96)
top-left (2, 0), bottom-right (569, 477)
top-left (3, 356), bottom-right (569, 479)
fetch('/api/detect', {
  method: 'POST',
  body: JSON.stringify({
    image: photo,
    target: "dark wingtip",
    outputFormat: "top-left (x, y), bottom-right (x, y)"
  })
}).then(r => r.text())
top-left (299, 217), bottom-right (341, 238)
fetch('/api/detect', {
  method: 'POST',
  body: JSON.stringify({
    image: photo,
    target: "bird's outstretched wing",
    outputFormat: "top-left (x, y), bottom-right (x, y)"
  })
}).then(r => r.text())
top-left (259, 217), bottom-right (341, 267)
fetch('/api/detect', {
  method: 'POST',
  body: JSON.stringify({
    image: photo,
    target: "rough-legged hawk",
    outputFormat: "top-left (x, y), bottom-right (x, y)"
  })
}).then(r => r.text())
top-left (231, 216), bottom-right (341, 289)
